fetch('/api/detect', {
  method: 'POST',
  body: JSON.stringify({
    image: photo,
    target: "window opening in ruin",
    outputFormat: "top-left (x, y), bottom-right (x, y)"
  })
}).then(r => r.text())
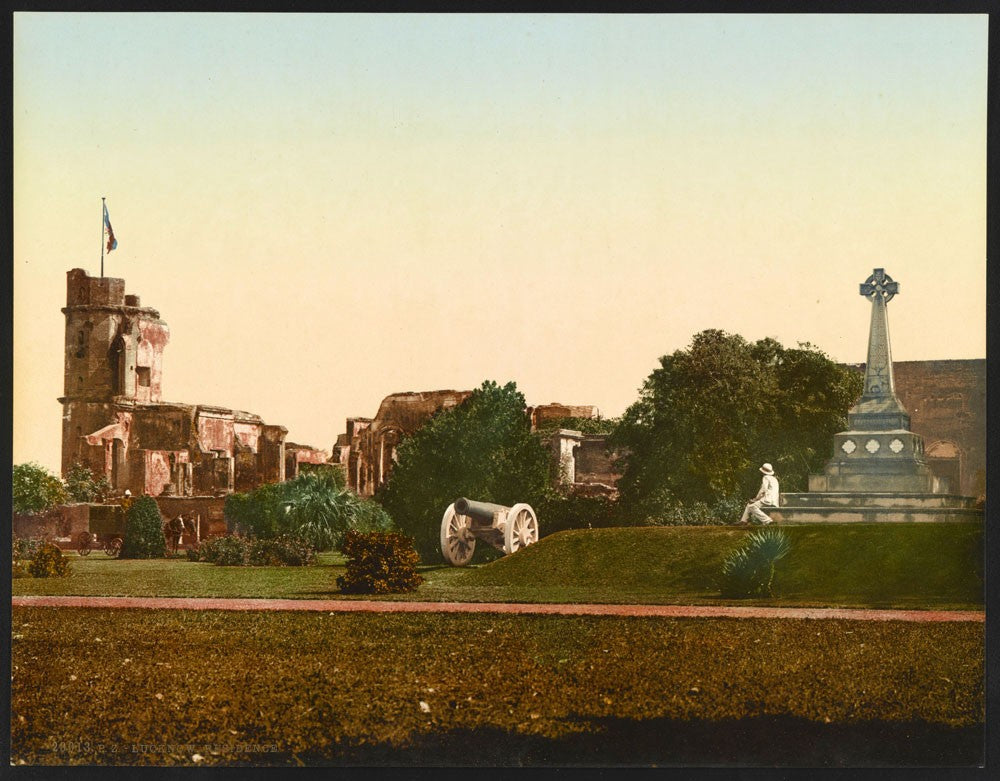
top-left (137, 366), bottom-right (151, 387)
top-left (109, 337), bottom-right (126, 395)
top-left (75, 330), bottom-right (86, 359)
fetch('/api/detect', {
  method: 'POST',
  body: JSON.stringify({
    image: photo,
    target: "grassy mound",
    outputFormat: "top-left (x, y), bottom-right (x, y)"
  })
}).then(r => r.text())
top-left (452, 524), bottom-right (983, 609)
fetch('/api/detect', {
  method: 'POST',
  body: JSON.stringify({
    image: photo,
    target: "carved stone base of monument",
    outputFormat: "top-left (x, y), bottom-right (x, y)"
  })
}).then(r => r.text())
top-left (808, 429), bottom-right (938, 493)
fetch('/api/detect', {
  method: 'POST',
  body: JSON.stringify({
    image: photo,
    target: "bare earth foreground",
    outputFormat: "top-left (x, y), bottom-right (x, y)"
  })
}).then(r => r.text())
top-left (10, 600), bottom-right (984, 768)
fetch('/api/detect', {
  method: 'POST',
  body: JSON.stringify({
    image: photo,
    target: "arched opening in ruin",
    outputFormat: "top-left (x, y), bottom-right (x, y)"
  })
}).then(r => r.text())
top-left (926, 440), bottom-right (962, 494)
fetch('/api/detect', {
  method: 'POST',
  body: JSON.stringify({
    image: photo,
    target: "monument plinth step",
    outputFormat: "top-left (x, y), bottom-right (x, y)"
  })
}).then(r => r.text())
top-left (781, 492), bottom-right (978, 510)
top-left (765, 505), bottom-right (982, 525)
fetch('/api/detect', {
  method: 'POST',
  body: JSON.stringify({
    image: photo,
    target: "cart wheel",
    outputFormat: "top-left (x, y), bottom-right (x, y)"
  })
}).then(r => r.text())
top-left (77, 531), bottom-right (93, 556)
top-left (105, 537), bottom-right (123, 557)
top-left (440, 503), bottom-right (476, 566)
top-left (504, 503), bottom-right (539, 555)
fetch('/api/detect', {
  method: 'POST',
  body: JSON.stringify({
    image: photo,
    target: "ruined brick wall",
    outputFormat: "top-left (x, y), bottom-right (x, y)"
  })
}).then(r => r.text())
top-left (154, 496), bottom-right (228, 539)
top-left (843, 359), bottom-right (985, 496)
top-left (530, 404), bottom-right (598, 428)
top-left (342, 391), bottom-right (472, 495)
top-left (12, 505), bottom-right (90, 540)
top-left (574, 437), bottom-right (624, 486)
top-left (284, 443), bottom-right (330, 481)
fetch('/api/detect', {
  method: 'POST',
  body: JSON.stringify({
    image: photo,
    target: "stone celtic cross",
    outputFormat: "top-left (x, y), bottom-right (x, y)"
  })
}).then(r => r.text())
top-left (860, 268), bottom-right (899, 303)
top-left (859, 268), bottom-right (900, 399)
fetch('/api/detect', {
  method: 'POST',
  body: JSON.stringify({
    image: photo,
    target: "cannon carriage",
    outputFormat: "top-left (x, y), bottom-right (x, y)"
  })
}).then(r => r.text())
top-left (440, 497), bottom-right (539, 566)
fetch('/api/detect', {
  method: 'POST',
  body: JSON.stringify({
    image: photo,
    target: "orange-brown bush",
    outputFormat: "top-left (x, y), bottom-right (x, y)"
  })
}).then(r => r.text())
top-left (336, 529), bottom-right (423, 594)
top-left (28, 541), bottom-right (71, 578)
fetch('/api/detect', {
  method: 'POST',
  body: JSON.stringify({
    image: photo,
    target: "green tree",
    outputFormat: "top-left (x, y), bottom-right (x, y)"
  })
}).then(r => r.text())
top-left (119, 495), bottom-right (167, 559)
top-left (63, 462), bottom-right (113, 503)
top-left (12, 463), bottom-right (67, 515)
top-left (378, 380), bottom-right (552, 561)
top-left (610, 330), bottom-right (863, 520)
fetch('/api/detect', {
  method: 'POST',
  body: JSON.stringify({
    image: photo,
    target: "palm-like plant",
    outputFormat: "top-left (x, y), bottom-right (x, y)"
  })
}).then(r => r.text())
top-left (721, 528), bottom-right (791, 598)
top-left (280, 472), bottom-right (392, 550)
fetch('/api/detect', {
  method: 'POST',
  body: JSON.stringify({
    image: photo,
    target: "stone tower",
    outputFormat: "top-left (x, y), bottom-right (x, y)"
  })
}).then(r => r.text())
top-left (58, 268), bottom-right (170, 477)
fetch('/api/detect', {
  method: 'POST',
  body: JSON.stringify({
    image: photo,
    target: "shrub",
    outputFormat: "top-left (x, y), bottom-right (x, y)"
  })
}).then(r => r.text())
top-left (248, 535), bottom-right (316, 567)
top-left (119, 496), bottom-right (167, 559)
top-left (189, 534), bottom-right (315, 566)
top-left (13, 537), bottom-right (44, 561)
top-left (721, 528), bottom-right (792, 598)
top-left (248, 538), bottom-right (283, 566)
top-left (270, 535), bottom-right (316, 566)
top-left (537, 493), bottom-right (617, 535)
top-left (195, 535), bottom-right (250, 566)
top-left (13, 537), bottom-right (42, 578)
top-left (28, 542), bottom-right (71, 578)
top-left (638, 496), bottom-right (745, 526)
top-left (336, 530), bottom-right (423, 594)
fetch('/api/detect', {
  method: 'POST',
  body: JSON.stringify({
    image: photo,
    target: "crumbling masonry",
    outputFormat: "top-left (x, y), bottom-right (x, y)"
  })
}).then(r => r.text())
top-left (59, 269), bottom-right (327, 497)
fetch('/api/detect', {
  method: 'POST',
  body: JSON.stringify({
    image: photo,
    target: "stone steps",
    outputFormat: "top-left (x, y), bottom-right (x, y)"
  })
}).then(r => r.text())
top-left (765, 506), bottom-right (983, 524)
top-left (780, 492), bottom-right (978, 509)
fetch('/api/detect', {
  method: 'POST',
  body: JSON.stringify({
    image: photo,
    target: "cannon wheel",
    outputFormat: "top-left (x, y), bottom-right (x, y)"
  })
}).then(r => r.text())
top-left (504, 503), bottom-right (539, 555)
top-left (440, 504), bottom-right (476, 566)
top-left (104, 537), bottom-right (123, 557)
top-left (77, 531), bottom-right (93, 556)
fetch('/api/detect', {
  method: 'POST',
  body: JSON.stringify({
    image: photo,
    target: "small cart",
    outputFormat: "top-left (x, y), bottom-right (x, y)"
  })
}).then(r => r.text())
top-left (77, 507), bottom-right (125, 557)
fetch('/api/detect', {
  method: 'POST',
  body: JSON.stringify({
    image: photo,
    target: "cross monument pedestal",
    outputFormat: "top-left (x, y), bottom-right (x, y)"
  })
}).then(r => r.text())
top-left (772, 269), bottom-right (982, 524)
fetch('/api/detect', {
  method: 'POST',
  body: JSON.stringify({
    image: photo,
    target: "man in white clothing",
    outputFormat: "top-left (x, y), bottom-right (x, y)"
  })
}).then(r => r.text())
top-left (738, 463), bottom-right (779, 525)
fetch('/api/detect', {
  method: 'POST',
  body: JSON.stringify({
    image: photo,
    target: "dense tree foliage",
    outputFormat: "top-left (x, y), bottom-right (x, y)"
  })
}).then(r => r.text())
top-left (12, 463), bottom-right (68, 515)
top-left (378, 380), bottom-right (552, 561)
top-left (63, 462), bottom-right (113, 504)
top-left (610, 330), bottom-right (863, 520)
top-left (225, 470), bottom-right (392, 551)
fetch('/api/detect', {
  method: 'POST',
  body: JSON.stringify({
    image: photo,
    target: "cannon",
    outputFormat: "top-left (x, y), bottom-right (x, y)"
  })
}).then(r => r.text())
top-left (440, 497), bottom-right (539, 566)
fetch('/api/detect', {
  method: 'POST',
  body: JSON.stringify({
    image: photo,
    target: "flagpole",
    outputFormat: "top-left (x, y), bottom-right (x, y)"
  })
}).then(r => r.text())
top-left (100, 197), bottom-right (105, 278)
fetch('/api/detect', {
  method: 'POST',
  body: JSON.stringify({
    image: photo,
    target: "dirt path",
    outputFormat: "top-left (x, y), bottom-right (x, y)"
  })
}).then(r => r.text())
top-left (10, 595), bottom-right (983, 622)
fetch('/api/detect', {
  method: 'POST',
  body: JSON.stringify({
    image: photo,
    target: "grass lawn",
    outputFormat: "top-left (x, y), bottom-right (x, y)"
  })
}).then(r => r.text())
top-left (13, 524), bottom-right (983, 610)
top-left (10, 607), bottom-right (984, 767)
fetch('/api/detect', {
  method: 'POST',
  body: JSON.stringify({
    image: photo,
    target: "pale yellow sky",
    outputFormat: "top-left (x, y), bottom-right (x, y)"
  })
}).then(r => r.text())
top-left (13, 13), bottom-right (988, 473)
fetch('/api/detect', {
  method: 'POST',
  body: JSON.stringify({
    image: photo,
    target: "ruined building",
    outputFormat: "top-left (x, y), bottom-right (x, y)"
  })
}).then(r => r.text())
top-left (59, 269), bottom-right (327, 497)
top-left (333, 361), bottom-right (985, 502)
top-left (332, 395), bottom-right (623, 497)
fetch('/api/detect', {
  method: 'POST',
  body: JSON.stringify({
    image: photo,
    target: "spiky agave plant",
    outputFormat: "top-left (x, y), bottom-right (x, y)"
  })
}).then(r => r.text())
top-left (721, 528), bottom-right (791, 598)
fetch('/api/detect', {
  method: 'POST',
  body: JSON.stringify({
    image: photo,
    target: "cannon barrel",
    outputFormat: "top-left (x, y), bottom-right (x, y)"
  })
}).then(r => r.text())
top-left (453, 497), bottom-right (509, 524)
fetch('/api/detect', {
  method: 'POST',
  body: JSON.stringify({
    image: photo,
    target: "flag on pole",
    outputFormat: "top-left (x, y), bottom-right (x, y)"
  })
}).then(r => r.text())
top-left (103, 202), bottom-right (118, 253)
